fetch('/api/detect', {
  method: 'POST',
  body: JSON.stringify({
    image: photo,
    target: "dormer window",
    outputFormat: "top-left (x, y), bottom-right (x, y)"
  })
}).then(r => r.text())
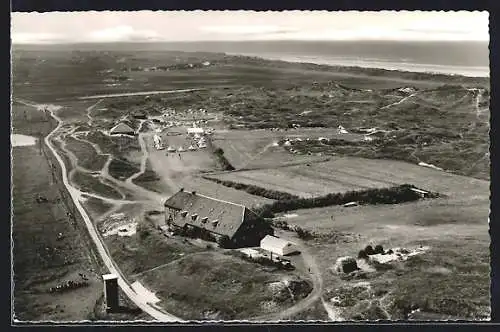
top-left (181, 211), bottom-right (188, 217)
top-left (211, 220), bottom-right (219, 228)
top-left (191, 214), bottom-right (198, 221)
top-left (201, 217), bottom-right (208, 224)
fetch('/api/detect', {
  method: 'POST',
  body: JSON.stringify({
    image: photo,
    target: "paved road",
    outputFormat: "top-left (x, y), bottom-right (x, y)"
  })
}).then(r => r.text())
top-left (20, 98), bottom-right (183, 322)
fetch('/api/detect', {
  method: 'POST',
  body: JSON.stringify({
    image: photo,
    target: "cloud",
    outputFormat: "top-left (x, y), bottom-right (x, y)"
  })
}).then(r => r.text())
top-left (200, 25), bottom-right (299, 36)
top-left (251, 26), bottom-right (489, 42)
top-left (11, 32), bottom-right (66, 44)
top-left (87, 25), bottom-right (161, 42)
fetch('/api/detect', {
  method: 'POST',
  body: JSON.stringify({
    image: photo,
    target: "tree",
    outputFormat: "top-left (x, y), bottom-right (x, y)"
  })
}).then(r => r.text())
top-left (364, 245), bottom-right (375, 255)
top-left (358, 250), bottom-right (369, 259)
top-left (217, 235), bottom-right (232, 249)
top-left (341, 257), bottom-right (359, 273)
top-left (374, 245), bottom-right (384, 254)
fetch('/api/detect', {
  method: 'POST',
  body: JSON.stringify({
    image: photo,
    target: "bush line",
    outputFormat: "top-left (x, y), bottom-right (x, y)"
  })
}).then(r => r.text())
top-left (253, 184), bottom-right (438, 218)
top-left (203, 176), bottom-right (300, 200)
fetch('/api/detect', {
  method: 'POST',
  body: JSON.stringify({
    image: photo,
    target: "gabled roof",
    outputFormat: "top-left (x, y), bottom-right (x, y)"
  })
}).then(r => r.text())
top-left (164, 190), bottom-right (252, 238)
top-left (260, 235), bottom-right (295, 250)
top-left (110, 122), bottom-right (135, 134)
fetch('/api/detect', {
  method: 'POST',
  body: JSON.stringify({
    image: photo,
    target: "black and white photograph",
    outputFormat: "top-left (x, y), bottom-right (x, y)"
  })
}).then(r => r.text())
top-left (11, 10), bottom-right (490, 322)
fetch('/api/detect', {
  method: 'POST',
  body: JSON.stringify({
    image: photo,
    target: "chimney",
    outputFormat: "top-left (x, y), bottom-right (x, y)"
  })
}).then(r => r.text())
top-left (179, 187), bottom-right (184, 192)
top-left (192, 191), bottom-right (196, 195)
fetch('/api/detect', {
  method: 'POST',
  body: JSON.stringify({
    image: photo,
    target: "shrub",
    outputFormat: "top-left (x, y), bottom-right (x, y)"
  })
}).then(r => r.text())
top-left (358, 250), bottom-right (369, 259)
top-left (374, 245), bottom-right (384, 254)
top-left (341, 257), bottom-right (359, 273)
top-left (364, 245), bottom-right (375, 255)
top-left (139, 228), bottom-right (151, 240)
top-left (273, 220), bottom-right (290, 230)
top-left (295, 226), bottom-right (314, 240)
top-left (209, 147), bottom-right (235, 171)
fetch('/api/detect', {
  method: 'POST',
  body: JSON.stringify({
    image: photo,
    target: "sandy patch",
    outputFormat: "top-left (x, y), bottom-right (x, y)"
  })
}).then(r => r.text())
top-left (100, 212), bottom-right (138, 237)
top-left (35, 104), bottom-right (63, 112)
top-left (103, 222), bottom-right (137, 237)
top-left (283, 213), bottom-right (299, 219)
top-left (427, 266), bottom-right (453, 275)
top-left (418, 161), bottom-right (444, 171)
top-left (322, 298), bottom-right (345, 321)
top-left (369, 246), bottom-right (430, 265)
top-left (385, 225), bottom-right (401, 230)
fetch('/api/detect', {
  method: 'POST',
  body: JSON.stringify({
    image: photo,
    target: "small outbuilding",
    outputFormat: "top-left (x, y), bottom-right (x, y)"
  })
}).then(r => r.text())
top-left (260, 235), bottom-right (299, 256)
top-left (132, 111), bottom-right (147, 120)
top-left (109, 122), bottom-right (135, 136)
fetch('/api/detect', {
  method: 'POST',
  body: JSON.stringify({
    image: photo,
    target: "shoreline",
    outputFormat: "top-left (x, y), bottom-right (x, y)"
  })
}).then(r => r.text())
top-left (226, 52), bottom-right (489, 79)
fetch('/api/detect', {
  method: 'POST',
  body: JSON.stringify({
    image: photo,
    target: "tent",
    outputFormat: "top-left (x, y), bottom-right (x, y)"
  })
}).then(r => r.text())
top-left (109, 122), bottom-right (135, 135)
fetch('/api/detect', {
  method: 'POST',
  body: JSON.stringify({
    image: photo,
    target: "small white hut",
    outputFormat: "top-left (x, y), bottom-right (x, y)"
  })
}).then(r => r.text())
top-left (260, 235), bottom-right (298, 256)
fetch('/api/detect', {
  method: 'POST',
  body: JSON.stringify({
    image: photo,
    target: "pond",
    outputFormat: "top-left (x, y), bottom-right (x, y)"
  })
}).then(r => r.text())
top-left (11, 134), bottom-right (38, 147)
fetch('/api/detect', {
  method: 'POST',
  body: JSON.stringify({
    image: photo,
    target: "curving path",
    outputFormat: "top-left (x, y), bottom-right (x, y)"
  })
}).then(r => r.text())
top-left (126, 133), bottom-right (149, 184)
top-left (250, 238), bottom-right (330, 321)
top-left (380, 92), bottom-right (418, 110)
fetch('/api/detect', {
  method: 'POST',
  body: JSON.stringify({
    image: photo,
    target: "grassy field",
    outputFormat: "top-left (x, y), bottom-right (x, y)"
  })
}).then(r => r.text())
top-left (272, 187), bottom-right (489, 320)
top-left (103, 211), bottom-right (205, 276)
top-left (64, 137), bottom-right (108, 172)
top-left (81, 196), bottom-right (114, 220)
top-left (85, 131), bottom-right (141, 160)
top-left (131, 159), bottom-right (163, 193)
top-left (207, 161), bottom-right (394, 198)
top-left (139, 251), bottom-right (312, 320)
top-left (108, 158), bottom-right (141, 181)
top-left (71, 170), bottom-right (123, 199)
top-left (178, 175), bottom-right (273, 208)
top-left (210, 155), bottom-right (487, 202)
top-left (11, 137), bottom-right (104, 321)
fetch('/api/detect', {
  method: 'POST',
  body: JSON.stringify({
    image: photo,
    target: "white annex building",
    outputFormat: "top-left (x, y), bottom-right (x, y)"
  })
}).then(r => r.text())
top-left (260, 235), bottom-right (298, 256)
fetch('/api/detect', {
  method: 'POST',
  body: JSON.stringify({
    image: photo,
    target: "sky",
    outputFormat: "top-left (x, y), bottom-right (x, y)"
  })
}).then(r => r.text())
top-left (11, 11), bottom-right (489, 44)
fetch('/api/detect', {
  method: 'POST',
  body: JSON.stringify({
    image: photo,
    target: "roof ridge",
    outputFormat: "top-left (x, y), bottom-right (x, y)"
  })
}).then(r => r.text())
top-left (196, 192), bottom-right (246, 208)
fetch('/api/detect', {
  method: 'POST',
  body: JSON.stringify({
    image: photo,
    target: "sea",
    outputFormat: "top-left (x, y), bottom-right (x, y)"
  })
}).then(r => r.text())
top-left (222, 40), bottom-right (491, 78)
top-left (17, 40), bottom-right (490, 78)
top-left (123, 40), bottom-right (490, 78)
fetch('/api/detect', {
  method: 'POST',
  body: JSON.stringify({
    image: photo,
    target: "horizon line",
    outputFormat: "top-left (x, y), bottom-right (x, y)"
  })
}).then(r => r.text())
top-left (11, 39), bottom-right (489, 45)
